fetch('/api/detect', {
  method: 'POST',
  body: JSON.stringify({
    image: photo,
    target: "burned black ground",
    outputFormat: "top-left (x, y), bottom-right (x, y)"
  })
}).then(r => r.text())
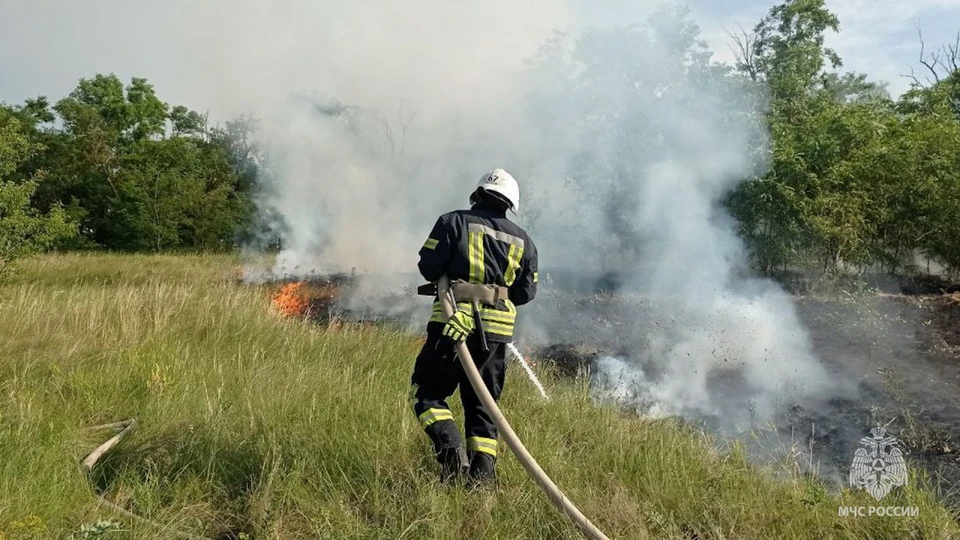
top-left (275, 273), bottom-right (960, 512)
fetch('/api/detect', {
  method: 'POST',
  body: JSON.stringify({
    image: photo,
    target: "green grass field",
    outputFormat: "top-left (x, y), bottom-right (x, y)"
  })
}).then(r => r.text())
top-left (1, 254), bottom-right (957, 539)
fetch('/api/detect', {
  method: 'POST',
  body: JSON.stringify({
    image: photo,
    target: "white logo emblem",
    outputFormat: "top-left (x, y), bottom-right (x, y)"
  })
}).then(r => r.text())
top-left (849, 426), bottom-right (908, 501)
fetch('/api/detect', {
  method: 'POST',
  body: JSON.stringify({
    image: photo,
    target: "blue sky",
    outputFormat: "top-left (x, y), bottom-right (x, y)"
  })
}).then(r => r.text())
top-left (575, 0), bottom-right (960, 96)
top-left (689, 0), bottom-right (960, 96)
top-left (1, 0), bottom-right (957, 113)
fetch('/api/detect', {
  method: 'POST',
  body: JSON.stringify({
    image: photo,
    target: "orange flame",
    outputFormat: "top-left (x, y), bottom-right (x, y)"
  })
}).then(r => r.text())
top-left (273, 282), bottom-right (308, 316)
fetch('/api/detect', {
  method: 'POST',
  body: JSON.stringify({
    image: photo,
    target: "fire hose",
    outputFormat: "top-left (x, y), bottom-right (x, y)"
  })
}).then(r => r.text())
top-left (437, 276), bottom-right (610, 540)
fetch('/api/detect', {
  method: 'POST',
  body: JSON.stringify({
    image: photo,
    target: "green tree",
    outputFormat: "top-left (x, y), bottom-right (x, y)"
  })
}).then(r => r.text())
top-left (726, 0), bottom-right (899, 275)
top-left (18, 74), bottom-right (257, 251)
top-left (0, 108), bottom-right (75, 275)
top-left (753, 0), bottom-right (841, 101)
top-left (895, 92), bottom-right (960, 277)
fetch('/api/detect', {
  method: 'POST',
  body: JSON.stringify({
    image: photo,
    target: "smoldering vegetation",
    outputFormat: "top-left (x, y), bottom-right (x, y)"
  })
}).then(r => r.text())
top-left (532, 278), bottom-right (960, 499)
top-left (267, 273), bottom-right (960, 506)
top-left (241, 1), bottom-right (960, 509)
top-left (253, 6), bottom-right (835, 429)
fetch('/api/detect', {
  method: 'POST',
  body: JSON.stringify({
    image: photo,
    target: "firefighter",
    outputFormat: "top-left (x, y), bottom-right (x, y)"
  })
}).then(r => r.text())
top-left (410, 168), bottom-right (539, 487)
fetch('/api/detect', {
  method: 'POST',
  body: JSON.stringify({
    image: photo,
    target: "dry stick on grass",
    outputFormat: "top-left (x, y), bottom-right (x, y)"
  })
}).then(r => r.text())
top-left (82, 419), bottom-right (138, 471)
top-left (81, 419), bottom-right (209, 540)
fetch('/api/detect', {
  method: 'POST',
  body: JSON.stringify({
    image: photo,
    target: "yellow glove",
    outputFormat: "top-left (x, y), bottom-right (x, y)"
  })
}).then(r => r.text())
top-left (442, 310), bottom-right (475, 344)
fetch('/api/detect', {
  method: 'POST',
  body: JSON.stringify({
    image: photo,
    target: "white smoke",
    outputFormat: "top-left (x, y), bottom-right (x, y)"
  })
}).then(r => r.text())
top-left (510, 17), bottom-right (835, 429)
top-left (244, 4), bottom-right (835, 428)
top-left (592, 286), bottom-right (831, 428)
top-left (2, 0), bottom-right (835, 429)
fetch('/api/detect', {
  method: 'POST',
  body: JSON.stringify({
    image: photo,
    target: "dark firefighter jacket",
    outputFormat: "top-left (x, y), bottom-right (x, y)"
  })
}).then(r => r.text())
top-left (418, 203), bottom-right (538, 342)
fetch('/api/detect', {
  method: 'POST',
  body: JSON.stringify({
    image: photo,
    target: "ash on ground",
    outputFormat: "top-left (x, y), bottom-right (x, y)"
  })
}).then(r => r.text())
top-left (528, 278), bottom-right (960, 509)
top-left (264, 271), bottom-right (960, 510)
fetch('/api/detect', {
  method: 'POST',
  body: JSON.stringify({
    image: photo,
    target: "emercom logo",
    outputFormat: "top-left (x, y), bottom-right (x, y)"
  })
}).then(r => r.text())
top-left (839, 426), bottom-right (917, 518)
top-left (838, 506), bottom-right (919, 518)
top-left (849, 426), bottom-right (908, 500)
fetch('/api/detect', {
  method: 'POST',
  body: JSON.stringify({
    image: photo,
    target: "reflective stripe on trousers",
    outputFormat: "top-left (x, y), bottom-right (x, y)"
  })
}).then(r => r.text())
top-left (418, 408), bottom-right (454, 428)
top-left (467, 436), bottom-right (498, 456)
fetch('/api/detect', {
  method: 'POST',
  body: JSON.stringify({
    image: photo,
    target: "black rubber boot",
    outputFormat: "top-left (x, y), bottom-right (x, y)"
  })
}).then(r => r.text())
top-left (466, 452), bottom-right (497, 490)
top-left (437, 446), bottom-right (468, 484)
top-left (424, 419), bottom-right (465, 484)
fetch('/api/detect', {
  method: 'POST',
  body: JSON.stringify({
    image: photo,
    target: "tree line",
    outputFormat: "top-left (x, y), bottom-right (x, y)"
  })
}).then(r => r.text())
top-left (1, 0), bottom-right (959, 280)
top-left (725, 1), bottom-right (960, 278)
top-left (0, 74), bottom-right (261, 271)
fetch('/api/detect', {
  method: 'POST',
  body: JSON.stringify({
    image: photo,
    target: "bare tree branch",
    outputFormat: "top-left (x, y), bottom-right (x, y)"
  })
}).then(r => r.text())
top-left (725, 23), bottom-right (761, 82)
top-left (945, 32), bottom-right (960, 73)
top-left (903, 66), bottom-right (922, 88)
top-left (903, 28), bottom-right (960, 89)
top-left (378, 113), bottom-right (395, 157)
top-left (916, 26), bottom-right (942, 86)
top-left (397, 101), bottom-right (419, 159)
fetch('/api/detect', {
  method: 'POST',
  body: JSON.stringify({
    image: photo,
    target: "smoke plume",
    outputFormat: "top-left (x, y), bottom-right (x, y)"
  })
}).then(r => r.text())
top-left (243, 3), bottom-right (836, 430)
top-left (516, 17), bottom-right (835, 429)
top-left (3, 0), bottom-right (836, 431)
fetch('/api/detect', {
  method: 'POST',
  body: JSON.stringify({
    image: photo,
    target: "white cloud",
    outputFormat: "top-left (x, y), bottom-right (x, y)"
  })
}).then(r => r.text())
top-left (694, 0), bottom-right (960, 97)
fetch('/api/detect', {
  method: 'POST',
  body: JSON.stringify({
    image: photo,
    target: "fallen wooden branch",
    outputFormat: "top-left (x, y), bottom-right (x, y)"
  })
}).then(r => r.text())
top-left (81, 418), bottom-right (209, 539)
top-left (82, 419), bottom-right (137, 471)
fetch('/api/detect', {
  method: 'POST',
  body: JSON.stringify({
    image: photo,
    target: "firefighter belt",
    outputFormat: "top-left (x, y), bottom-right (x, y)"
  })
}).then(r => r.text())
top-left (417, 280), bottom-right (509, 307)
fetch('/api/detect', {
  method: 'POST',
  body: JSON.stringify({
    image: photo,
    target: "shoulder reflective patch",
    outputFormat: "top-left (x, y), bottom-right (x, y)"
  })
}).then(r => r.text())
top-left (533, 272), bottom-right (539, 283)
top-left (467, 223), bottom-right (524, 248)
top-left (423, 238), bottom-right (439, 250)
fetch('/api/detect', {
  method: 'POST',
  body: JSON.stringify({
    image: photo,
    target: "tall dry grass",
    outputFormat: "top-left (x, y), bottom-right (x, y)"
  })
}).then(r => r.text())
top-left (0, 253), bottom-right (956, 539)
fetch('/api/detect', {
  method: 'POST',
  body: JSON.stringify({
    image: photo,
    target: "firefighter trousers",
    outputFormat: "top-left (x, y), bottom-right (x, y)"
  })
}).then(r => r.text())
top-left (410, 328), bottom-right (506, 461)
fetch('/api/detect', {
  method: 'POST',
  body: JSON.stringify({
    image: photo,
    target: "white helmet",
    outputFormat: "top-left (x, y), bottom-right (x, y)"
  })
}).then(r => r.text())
top-left (472, 168), bottom-right (520, 212)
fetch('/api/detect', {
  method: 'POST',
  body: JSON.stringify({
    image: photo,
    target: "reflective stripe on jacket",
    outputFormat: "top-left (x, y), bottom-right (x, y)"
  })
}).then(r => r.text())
top-left (418, 204), bottom-right (538, 341)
